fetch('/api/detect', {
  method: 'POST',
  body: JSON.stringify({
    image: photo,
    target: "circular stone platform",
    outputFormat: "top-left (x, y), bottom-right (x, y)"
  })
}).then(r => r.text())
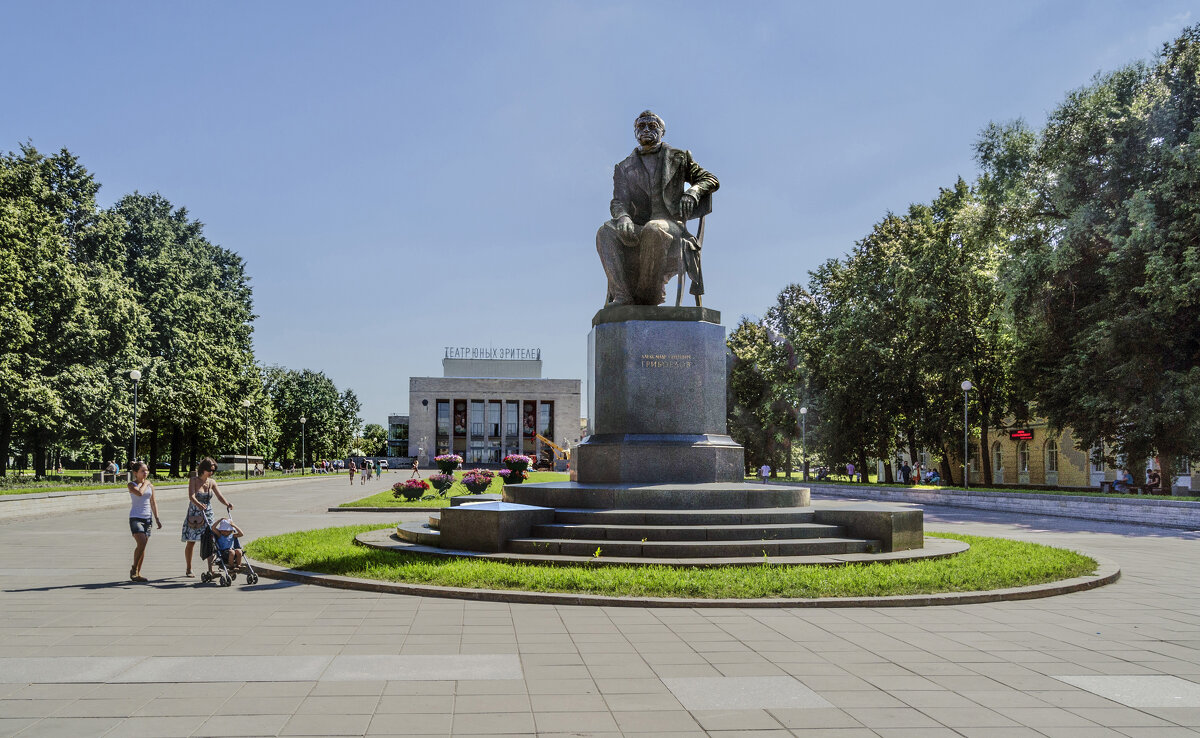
top-left (358, 527), bottom-right (969, 567)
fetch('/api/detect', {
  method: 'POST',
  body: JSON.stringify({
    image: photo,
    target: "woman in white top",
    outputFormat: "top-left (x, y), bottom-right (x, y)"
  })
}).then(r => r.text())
top-left (127, 461), bottom-right (162, 582)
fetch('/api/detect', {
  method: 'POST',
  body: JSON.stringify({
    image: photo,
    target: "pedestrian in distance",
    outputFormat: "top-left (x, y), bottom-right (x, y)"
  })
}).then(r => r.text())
top-left (348, 460), bottom-right (357, 485)
top-left (366, 460), bottom-right (373, 482)
top-left (182, 457), bottom-right (233, 578)
top-left (410, 458), bottom-right (421, 479)
top-left (759, 463), bottom-right (770, 483)
top-left (127, 461), bottom-right (161, 582)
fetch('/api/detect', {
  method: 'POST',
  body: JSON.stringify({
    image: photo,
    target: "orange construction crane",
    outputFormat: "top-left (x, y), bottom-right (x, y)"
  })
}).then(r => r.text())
top-left (534, 433), bottom-right (569, 461)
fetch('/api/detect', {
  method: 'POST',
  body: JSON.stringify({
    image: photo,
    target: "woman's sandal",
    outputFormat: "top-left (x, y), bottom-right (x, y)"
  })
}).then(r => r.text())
top-left (130, 566), bottom-right (137, 581)
top-left (185, 570), bottom-right (194, 577)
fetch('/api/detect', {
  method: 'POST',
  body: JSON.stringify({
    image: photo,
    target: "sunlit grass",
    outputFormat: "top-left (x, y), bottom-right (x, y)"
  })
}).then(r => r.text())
top-left (246, 525), bottom-right (1097, 599)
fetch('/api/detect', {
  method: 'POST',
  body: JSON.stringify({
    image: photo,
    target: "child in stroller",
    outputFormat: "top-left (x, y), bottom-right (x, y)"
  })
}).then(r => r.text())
top-left (200, 517), bottom-right (259, 586)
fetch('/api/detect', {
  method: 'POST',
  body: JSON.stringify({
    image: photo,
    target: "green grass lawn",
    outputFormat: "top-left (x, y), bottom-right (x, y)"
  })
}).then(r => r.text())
top-left (339, 471), bottom-right (571, 508)
top-left (0, 469), bottom-right (304, 496)
top-left (746, 475), bottom-right (1200, 501)
top-left (245, 525), bottom-right (1097, 599)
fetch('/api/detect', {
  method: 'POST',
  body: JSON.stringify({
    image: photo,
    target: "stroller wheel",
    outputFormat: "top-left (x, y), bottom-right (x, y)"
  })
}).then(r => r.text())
top-left (200, 572), bottom-right (211, 583)
top-left (248, 573), bottom-right (259, 584)
top-left (220, 575), bottom-right (230, 587)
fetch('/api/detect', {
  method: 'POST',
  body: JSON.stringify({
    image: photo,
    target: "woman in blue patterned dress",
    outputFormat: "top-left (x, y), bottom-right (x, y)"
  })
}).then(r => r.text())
top-left (181, 457), bottom-right (233, 577)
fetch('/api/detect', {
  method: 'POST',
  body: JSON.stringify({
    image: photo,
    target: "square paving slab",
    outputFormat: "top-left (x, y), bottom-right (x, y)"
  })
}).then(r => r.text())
top-left (661, 675), bottom-right (834, 710)
top-left (1053, 674), bottom-right (1200, 708)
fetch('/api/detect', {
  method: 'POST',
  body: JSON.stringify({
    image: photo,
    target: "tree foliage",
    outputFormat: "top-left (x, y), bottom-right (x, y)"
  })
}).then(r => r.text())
top-left (978, 25), bottom-right (1200, 484)
top-left (1, 144), bottom-right (362, 476)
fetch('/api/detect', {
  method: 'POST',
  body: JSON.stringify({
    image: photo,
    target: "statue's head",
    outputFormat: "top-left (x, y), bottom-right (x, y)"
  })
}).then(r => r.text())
top-left (634, 110), bottom-right (665, 147)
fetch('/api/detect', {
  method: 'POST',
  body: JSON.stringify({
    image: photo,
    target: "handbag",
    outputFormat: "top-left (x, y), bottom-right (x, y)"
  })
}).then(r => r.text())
top-left (187, 511), bottom-right (207, 529)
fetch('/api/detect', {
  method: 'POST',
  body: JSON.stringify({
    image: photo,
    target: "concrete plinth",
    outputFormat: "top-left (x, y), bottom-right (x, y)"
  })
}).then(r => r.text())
top-left (437, 501), bottom-right (554, 553)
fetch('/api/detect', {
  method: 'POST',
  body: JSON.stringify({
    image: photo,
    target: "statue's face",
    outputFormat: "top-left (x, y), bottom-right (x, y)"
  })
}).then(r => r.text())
top-left (634, 118), bottom-right (664, 147)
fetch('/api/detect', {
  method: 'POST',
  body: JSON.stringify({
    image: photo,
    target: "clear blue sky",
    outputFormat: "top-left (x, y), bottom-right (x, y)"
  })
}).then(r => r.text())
top-left (3, 1), bottom-right (1193, 426)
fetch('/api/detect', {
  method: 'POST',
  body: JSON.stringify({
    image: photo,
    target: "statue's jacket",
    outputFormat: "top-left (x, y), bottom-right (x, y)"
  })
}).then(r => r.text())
top-left (609, 144), bottom-right (719, 226)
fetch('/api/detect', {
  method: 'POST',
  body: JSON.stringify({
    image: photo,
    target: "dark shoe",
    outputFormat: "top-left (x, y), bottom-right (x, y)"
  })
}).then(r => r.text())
top-left (133, 575), bottom-right (148, 582)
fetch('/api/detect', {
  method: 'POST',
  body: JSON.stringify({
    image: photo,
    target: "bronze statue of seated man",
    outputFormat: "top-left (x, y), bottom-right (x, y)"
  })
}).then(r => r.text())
top-left (596, 110), bottom-right (718, 306)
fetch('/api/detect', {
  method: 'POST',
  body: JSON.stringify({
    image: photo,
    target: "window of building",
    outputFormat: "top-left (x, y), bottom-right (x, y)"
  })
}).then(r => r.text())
top-left (993, 442), bottom-right (1003, 473)
top-left (487, 401), bottom-right (501, 438)
top-left (1046, 440), bottom-right (1059, 472)
top-left (505, 401), bottom-right (519, 451)
top-left (1090, 446), bottom-right (1104, 473)
top-left (523, 401), bottom-right (536, 438)
top-left (469, 401), bottom-right (484, 439)
top-left (539, 401), bottom-right (553, 437)
top-left (969, 444), bottom-right (981, 471)
top-left (1174, 456), bottom-right (1191, 476)
top-left (453, 401), bottom-right (467, 436)
top-left (436, 401), bottom-right (450, 438)
top-left (1018, 441), bottom-right (1029, 473)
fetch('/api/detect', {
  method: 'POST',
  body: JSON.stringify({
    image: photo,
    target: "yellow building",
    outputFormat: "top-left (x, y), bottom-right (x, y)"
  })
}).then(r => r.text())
top-left (919, 418), bottom-right (1198, 491)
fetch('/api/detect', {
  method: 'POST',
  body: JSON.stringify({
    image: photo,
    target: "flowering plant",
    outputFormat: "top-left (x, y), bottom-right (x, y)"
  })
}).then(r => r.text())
top-left (428, 473), bottom-right (456, 496)
top-left (498, 468), bottom-right (529, 481)
top-left (461, 469), bottom-right (495, 494)
top-left (502, 454), bottom-right (533, 466)
top-left (434, 454), bottom-right (463, 473)
top-left (393, 479), bottom-right (429, 501)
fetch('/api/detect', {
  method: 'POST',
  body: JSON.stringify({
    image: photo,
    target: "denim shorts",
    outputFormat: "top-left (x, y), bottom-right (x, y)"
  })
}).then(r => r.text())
top-left (129, 517), bottom-right (153, 536)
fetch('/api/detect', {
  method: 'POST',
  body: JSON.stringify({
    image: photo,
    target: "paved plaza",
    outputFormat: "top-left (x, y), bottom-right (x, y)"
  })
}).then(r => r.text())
top-left (1, 474), bottom-right (1198, 737)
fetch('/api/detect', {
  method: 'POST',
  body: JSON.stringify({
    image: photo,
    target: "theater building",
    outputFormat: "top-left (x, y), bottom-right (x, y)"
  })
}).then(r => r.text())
top-left (406, 347), bottom-right (582, 467)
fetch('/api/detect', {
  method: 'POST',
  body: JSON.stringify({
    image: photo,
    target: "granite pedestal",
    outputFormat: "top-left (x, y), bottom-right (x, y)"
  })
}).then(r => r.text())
top-left (573, 306), bottom-right (744, 484)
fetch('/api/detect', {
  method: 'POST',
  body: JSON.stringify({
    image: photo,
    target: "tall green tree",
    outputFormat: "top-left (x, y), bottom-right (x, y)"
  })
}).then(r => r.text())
top-left (0, 145), bottom-right (146, 476)
top-left (978, 25), bottom-right (1200, 488)
top-left (108, 192), bottom-right (260, 475)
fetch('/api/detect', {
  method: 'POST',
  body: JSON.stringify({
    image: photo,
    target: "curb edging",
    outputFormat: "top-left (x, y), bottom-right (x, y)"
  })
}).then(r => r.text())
top-left (245, 552), bottom-right (1120, 609)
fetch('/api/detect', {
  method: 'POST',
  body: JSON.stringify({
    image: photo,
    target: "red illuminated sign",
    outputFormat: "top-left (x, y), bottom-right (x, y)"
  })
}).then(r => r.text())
top-left (1009, 429), bottom-right (1034, 440)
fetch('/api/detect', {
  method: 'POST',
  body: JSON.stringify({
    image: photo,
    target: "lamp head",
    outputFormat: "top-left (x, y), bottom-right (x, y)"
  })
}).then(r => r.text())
top-left (961, 380), bottom-right (973, 392)
top-left (129, 369), bottom-right (141, 381)
top-left (242, 399), bottom-right (252, 408)
top-left (799, 407), bottom-right (808, 415)
top-left (299, 416), bottom-right (306, 425)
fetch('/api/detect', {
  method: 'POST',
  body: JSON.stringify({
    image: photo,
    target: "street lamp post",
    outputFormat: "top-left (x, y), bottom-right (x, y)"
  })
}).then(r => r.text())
top-left (242, 399), bottom-right (252, 480)
top-left (299, 417), bottom-right (306, 475)
top-left (799, 406), bottom-right (808, 481)
top-left (961, 380), bottom-right (973, 489)
top-left (129, 370), bottom-right (141, 467)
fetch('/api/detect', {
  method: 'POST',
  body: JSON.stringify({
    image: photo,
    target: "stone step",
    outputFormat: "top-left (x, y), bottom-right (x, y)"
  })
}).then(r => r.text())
top-left (504, 482), bottom-right (809, 510)
top-left (506, 536), bottom-right (880, 558)
top-left (529, 522), bottom-right (844, 542)
top-left (395, 521), bottom-right (441, 547)
top-left (552, 507), bottom-right (817, 526)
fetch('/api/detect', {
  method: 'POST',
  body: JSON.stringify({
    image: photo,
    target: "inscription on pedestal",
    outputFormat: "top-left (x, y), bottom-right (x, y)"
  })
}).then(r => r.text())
top-left (639, 353), bottom-right (693, 369)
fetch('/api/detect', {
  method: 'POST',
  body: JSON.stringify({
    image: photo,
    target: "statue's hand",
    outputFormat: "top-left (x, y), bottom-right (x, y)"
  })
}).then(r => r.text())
top-left (616, 216), bottom-right (637, 245)
top-left (679, 193), bottom-right (697, 219)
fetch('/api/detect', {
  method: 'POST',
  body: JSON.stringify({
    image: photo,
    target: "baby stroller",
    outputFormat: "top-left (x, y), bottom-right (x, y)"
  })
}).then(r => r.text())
top-left (199, 515), bottom-right (259, 586)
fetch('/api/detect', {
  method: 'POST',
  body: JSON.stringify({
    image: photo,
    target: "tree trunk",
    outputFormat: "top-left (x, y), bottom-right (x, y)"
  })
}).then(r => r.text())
top-left (980, 408), bottom-right (992, 487)
top-left (857, 447), bottom-right (869, 483)
top-left (1159, 453), bottom-right (1172, 493)
top-left (148, 418), bottom-right (160, 478)
top-left (785, 437), bottom-right (792, 478)
top-left (187, 426), bottom-right (198, 477)
top-left (0, 411), bottom-right (11, 477)
top-left (33, 429), bottom-right (47, 478)
top-left (879, 432), bottom-right (893, 484)
top-left (940, 443), bottom-right (956, 486)
top-left (169, 424), bottom-right (182, 479)
top-left (101, 442), bottom-right (116, 471)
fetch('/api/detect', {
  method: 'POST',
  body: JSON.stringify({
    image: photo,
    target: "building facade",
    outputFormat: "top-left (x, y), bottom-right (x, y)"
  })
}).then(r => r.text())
top-left (406, 348), bottom-right (582, 467)
top-left (892, 417), bottom-right (1196, 491)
